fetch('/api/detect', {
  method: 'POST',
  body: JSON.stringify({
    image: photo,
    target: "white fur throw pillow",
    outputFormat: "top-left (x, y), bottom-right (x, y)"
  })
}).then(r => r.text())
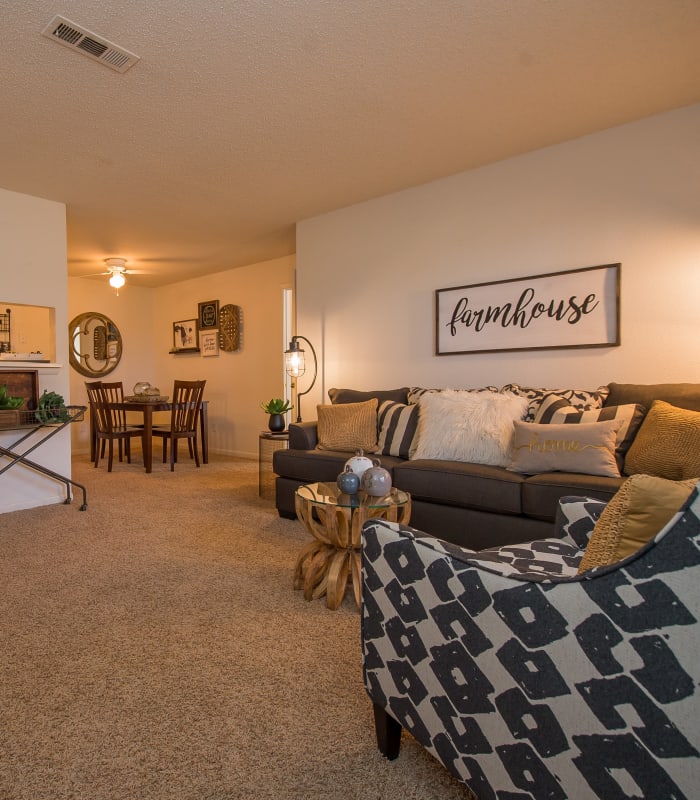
top-left (411, 390), bottom-right (529, 466)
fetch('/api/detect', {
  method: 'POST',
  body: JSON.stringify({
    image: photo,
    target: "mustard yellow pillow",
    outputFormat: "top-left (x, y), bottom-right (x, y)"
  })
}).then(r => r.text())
top-left (624, 400), bottom-right (700, 480)
top-left (316, 399), bottom-right (378, 452)
top-left (578, 474), bottom-right (697, 573)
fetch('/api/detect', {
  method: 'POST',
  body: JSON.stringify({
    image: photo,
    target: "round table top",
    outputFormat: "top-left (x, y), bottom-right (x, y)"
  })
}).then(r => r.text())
top-left (296, 481), bottom-right (410, 510)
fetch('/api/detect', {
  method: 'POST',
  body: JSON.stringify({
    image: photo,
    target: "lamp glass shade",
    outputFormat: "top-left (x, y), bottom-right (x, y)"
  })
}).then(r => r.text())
top-left (109, 272), bottom-right (126, 289)
top-left (285, 345), bottom-right (305, 378)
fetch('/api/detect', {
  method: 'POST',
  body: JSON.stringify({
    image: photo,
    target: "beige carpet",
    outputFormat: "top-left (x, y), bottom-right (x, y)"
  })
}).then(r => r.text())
top-left (0, 451), bottom-right (471, 800)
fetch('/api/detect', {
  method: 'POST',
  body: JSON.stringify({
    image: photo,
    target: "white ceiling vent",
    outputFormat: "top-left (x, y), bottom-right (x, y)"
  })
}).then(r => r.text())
top-left (41, 15), bottom-right (140, 73)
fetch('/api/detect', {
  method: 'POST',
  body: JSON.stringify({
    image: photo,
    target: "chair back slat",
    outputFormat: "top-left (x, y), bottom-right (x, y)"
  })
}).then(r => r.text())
top-left (85, 381), bottom-right (109, 432)
top-left (85, 381), bottom-right (123, 434)
top-left (170, 380), bottom-right (206, 433)
top-left (101, 381), bottom-right (127, 429)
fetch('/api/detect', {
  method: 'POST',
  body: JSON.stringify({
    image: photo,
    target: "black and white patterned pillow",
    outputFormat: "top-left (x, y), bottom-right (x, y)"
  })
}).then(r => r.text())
top-left (407, 386), bottom-right (499, 404)
top-left (376, 400), bottom-right (420, 459)
top-left (502, 382), bottom-right (610, 422)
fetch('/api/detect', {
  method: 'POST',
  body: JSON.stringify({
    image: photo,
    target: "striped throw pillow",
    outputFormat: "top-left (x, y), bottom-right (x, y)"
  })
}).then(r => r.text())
top-left (376, 400), bottom-right (420, 459)
top-left (534, 393), bottom-right (646, 469)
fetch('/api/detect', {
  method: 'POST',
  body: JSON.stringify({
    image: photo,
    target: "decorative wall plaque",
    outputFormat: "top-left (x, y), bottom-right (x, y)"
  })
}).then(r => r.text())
top-left (198, 300), bottom-right (219, 330)
top-left (218, 304), bottom-right (240, 351)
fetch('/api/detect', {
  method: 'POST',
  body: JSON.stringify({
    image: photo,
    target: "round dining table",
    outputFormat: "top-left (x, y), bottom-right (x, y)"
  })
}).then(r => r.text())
top-left (89, 397), bottom-right (209, 473)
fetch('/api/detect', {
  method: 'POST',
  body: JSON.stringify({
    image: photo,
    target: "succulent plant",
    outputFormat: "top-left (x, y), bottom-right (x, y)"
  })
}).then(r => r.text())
top-left (0, 384), bottom-right (24, 409)
top-left (260, 397), bottom-right (293, 414)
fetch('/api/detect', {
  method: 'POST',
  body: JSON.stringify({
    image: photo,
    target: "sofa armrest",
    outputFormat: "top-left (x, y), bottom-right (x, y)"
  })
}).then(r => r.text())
top-left (288, 421), bottom-right (318, 449)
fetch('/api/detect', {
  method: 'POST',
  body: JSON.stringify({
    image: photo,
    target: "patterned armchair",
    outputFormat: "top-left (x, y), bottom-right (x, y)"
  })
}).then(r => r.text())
top-left (361, 483), bottom-right (700, 799)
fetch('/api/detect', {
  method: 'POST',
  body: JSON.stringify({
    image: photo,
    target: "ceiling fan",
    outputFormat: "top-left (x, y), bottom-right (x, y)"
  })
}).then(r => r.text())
top-left (101, 257), bottom-right (146, 292)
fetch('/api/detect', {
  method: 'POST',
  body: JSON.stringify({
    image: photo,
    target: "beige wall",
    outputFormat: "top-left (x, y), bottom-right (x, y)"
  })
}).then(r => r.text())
top-left (295, 103), bottom-right (700, 412)
top-left (153, 257), bottom-right (294, 457)
top-left (0, 188), bottom-right (70, 511)
top-left (69, 255), bottom-right (295, 458)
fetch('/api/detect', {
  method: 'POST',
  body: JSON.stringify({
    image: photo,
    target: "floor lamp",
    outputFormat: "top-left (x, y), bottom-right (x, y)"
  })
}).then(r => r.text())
top-left (284, 335), bottom-right (317, 424)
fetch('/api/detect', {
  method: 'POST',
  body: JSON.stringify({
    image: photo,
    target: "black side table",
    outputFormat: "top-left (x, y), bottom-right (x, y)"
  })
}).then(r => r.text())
top-left (258, 431), bottom-right (289, 499)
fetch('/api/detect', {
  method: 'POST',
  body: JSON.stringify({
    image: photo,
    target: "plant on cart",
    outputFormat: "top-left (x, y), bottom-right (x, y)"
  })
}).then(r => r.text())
top-left (0, 385), bottom-right (24, 409)
top-left (35, 390), bottom-right (71, 424)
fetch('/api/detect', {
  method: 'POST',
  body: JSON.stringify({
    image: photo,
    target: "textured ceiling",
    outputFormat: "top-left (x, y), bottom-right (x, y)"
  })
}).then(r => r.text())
top-left (2, 0), bottom-right (700, 287)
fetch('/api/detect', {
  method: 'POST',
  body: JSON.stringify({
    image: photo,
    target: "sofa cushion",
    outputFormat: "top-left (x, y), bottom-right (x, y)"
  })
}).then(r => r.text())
top-left (327, 387), bottom-right (409, 405)
top-left (412, 389), bottom-right (528, 466)
top-left (508, 419), bottom-right (622, 477)
top-left (502, 382), bottom-right (610, 421)
top-left (393, 460), bottom-right (525, 516)
top-left (624, 400), bottom-right (700, 480)
top-left (316, 399), bottom-right (378, 452)
top-left (578, 474), bottom-right (698, 572)
top-left (273, 447), bottom-right (405, 484)
top-left (522, 472), bottom-right (623, 522)
top-left (534, 394), bottom-right (646, 469)
top-left (376, 400), bottom-right (420, 459)
top-left (605, 382), bottom-right (700, 412)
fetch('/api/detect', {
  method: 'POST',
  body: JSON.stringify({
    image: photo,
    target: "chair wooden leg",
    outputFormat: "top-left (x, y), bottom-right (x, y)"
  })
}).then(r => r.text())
top-left (107, 440), bottom-right (114, 472)
top-left (94, 440), bottom-right (101, 468)
top-left (373, 703), bottom-right (402, 760)
top-left (170, 436), bottom-right (176, 471)
top-left (125, 438), bottom-right (131, 464)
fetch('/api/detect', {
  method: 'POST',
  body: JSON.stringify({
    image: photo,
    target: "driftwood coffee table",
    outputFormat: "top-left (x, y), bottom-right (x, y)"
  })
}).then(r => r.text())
top-left (294, 482), bottom-right (411, 611)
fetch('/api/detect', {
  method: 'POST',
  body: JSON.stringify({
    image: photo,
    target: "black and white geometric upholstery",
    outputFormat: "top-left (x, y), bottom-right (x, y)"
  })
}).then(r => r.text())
top-left (361, 484), bottom-right (700, 799)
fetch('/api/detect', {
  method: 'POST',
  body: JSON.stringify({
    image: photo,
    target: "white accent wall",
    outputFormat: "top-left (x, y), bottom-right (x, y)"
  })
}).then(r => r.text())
top-left (296, 104), bottom-right (700, 410)
top-left (0, 188), bottom-right (70, 512)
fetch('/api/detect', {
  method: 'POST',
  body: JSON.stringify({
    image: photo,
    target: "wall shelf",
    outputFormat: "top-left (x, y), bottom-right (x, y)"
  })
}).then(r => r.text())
top-left (0, 362), bottom-right (62, 369)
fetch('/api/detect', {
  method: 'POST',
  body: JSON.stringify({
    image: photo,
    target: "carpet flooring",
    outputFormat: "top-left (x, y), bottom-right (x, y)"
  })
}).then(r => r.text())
top-left (0, 452), bottom-right (471, 799)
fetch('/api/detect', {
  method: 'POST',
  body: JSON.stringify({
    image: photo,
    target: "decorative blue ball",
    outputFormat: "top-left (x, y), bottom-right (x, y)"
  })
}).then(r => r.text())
top-left (337, 466), bottom-right (360, 494)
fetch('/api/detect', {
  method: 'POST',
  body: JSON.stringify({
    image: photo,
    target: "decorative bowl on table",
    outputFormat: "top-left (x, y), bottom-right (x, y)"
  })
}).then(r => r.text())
top-left (132, 382), bottom-right (164, 399)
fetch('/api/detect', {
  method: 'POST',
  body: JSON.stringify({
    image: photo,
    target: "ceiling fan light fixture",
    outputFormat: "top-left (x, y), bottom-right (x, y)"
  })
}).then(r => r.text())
top-left (105, 257), bottom-right (127, 292)
top-left (109, 271), bottom-right (126, 289)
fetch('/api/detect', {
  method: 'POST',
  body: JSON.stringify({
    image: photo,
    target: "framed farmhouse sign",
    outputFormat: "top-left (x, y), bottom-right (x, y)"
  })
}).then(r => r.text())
top-left (435, 263), bottom-right (620, 356)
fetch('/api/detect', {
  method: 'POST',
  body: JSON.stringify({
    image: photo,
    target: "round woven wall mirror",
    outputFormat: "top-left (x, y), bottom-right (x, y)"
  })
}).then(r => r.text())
top-left (68, 312), bottom-right (123, 377)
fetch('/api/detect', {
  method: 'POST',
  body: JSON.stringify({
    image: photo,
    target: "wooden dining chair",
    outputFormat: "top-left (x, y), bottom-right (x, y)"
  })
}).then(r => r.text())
top-left (99, 380), bottom-right (132, 462)
top-left (152, 380), bottom-right (206, 471)
top-left (85, 381), bottom-right (143, 472)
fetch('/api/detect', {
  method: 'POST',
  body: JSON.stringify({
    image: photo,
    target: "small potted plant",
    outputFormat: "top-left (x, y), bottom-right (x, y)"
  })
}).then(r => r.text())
top-left (260, 398), bottom-right (293, 432)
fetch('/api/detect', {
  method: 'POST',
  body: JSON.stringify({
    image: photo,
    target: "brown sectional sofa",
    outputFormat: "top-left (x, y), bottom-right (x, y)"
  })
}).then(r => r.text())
top-left (272, 382), bottom-right (700, 549)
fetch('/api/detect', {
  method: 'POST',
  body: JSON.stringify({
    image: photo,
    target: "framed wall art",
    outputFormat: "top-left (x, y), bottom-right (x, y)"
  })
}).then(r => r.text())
top-left (435, 263), bottom-right (620, 356)
top-left (172, 319), bottom-right (199, 352)
top-left (198, 300), bottom-right (219, 330)
top-left (200, 330), bottom-right (219, 357)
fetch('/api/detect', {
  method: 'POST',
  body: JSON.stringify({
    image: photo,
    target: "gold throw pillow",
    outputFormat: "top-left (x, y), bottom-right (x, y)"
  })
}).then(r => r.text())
top-left (578, 474), bottom-right (697, 573)
top-left (316, 399), bottom-right (378, 452)
top-left (624, 400), bottom-right (700, 480)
